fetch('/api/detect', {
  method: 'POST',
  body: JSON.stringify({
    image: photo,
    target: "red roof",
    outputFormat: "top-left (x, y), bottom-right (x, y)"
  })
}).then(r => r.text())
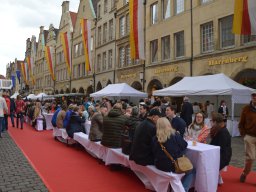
top-left (69, 11), bottom-right (77, 29)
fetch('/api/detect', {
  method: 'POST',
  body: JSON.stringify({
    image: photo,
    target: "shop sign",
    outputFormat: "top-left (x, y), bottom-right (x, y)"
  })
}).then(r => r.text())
top-left (208, 56), bottom-right (248, 66)
top-left (154, 65), bottom-right (179, 74)
top-left (120, 73), bottom-right (137, 79)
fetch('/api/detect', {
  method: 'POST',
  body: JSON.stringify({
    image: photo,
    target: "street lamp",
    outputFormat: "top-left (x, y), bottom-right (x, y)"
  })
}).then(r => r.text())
top-left (139, 72), bottom-right (146, 91)
top-left (90, 79), bottom-right (93, 86)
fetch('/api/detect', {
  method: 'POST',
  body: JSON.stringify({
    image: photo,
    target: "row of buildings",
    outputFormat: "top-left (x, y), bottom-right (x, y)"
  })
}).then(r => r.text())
top-left (6, 0), bottom-right (256, 98)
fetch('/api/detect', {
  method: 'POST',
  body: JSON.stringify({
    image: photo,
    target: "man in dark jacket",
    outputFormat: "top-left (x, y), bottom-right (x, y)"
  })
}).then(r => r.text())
top-left (166, 105), bottom-right (187, 137)
top-left (101, 103), bottom-right (127, 148)
top-left (129, 109), bottom-right (161, 166)
top-left (180, 96), bottom-right (194, 127)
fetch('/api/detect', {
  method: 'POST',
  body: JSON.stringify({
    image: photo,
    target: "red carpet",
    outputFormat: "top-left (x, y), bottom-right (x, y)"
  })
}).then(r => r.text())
top-left (8, 122), bottom-right (256, 192)
top-left (8, 123), bottom-right (148, 192)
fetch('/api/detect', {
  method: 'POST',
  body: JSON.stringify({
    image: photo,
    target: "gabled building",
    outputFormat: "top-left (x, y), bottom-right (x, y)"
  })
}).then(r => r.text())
top-left (71, 0), bottom-right (99, 95)
top-left (34, 26), bottom-right (48, 94)
top-left (94, 0), bottom-right (117, 91)
top-left (115, 0), bottom-right (145, 91)
top-left (55, 1), bottom-right (77, 94)
top-left (44, 24), bottom-right (59, 94)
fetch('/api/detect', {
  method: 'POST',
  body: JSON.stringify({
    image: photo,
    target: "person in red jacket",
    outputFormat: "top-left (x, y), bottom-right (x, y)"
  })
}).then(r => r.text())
top-left (3, 91), bottom-right (10, 131)
top-left (15, 95), bottom-right (25, 129)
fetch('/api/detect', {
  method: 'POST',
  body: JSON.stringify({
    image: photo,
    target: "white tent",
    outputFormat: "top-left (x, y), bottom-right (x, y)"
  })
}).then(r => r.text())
top-left (153, 73), bottom-right (255, 120)
top-left (10, 92), bottom-right (19, 99)
top-left (35, 93), bottom-right (48, 100)
top-left (27, 94), bottom-right (37, 100)
top-left (90, 83), bottom-right (147, 98)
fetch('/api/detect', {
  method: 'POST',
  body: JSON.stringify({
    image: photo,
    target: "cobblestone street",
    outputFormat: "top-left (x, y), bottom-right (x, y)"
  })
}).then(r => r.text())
top-left (230, 136), bottom-right (256, 171)
top-left (0, 132), bottom-right (48, 192)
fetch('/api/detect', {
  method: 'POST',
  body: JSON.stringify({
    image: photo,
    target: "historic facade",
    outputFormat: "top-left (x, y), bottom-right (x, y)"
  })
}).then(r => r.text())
top-left (145, 0), bottom-right (256, 96)
top-left (6, 0), bottom-right (256, 96)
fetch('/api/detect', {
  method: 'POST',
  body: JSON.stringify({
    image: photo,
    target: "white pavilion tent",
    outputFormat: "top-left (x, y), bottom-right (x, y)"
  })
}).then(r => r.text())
top-left (153, 73), bottom-right (255, 120)
top-left (90, 83), bottom-right (147, 102)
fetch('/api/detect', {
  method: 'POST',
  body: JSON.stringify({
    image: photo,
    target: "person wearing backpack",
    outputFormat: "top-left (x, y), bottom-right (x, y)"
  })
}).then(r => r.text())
top-left (51, 105), bottom-right (61, 127)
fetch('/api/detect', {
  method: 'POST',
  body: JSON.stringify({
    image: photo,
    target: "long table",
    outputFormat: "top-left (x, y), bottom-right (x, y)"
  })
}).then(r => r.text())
top-left (186, 141), bottom-right (220, 192)
top-left (43, 113), bottom-right (54, 130)
top-left (73, 132), bottom-right (220, 192)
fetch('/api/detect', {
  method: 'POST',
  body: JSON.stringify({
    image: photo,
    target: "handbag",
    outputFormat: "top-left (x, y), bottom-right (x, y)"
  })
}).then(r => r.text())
top-left (159, 142), bottom-right (193, 174)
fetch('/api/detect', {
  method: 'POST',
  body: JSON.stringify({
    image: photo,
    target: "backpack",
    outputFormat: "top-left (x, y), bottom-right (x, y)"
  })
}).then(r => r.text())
top-left (51, 108), bottom-right (61, 127)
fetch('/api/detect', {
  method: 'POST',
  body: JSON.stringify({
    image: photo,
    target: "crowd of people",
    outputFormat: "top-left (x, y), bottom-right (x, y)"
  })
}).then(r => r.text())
top-left (1, 90), bottom-right (256, 191)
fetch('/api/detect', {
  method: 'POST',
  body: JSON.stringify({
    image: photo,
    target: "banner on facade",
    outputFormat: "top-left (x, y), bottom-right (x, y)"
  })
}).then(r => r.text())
top-left (129, 0), bottom-right (145, 60)
top-left (233, 0), bottom-right (256, 35)
top-left (16, 70), bottom-right (20, 84)
top-left (61, 32), bottom-right (72, 76)
top-left (45, 46), bottom-right (56, 81)
top-left (21, 62), bottom-right (28, 85)
top-left (80, 18), bottom-right (92, 72)
top-left (26, 56), bottom-right (35, 85)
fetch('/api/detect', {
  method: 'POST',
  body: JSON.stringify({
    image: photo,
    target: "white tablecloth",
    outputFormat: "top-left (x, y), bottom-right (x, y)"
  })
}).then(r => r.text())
top-left (84, 121), bottom-right (91, 134)
top-left (43, 113), bottom-right (54, 130)
top-left (186, 141), bottom-right (220, 192)
top-left (105, 148), bottom-right (130, 168)
top-left (73, 132), bottom-right (108, 161)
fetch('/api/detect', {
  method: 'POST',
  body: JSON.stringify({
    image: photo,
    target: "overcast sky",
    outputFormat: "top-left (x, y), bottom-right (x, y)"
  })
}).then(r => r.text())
top-left (0, 0), bottom-right (79, 77)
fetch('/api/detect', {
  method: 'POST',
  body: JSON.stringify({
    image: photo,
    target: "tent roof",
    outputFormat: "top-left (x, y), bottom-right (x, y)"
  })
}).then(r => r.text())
top-left (153, 73), bottom-right (255, 96)
top-left (90, 83), bottom-right (147, 98)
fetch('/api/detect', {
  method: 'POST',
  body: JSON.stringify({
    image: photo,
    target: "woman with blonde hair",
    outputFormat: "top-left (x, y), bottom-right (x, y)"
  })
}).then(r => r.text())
top-left (185, 112), bottom-right (210, 143)
top-left (152, 117), bottom-right (195, 192)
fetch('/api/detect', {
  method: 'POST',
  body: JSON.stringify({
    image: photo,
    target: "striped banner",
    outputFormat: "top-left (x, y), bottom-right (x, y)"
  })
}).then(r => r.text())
top-left (233, 0), bottom-right (256, 35)
top-left (26, 56), bottom-right (35, 85)
top-left (129, 0), bottom-right (145, 60)
top-left (61, 32), bottom-right (72, 76)
top-left (80, 19), bottom-right (92, 72)
top-left (45, 46), bottom-right (56, 81)
top-left (21, 62), bottom-right (28, 85)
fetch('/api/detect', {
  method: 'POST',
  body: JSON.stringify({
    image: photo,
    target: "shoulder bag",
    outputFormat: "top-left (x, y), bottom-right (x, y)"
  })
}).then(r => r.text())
top-left (159, 142), bottom-right (193, 174)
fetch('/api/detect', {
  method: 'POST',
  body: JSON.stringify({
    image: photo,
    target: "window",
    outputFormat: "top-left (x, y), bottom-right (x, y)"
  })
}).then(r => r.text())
top-left (123, 0), bottom-right (129, 5)
top-left (103, 52), bottom-right (107, 71)
top-left (126, 45), bottom-right (131, 66)
top-left (201, 0), bottom-right (212, 4)
top-left (109, 19), bottom-right (114, 40)
top-left (175, 0), bottom-right (184, 14)
top-left (98, 4), bottom-right (101, 18)
top-left (201, 22), bottom-right (214, 53)
top-left (242, 35), bottom-right (256, 45)
top-left (98, 26), bottom-right (102, 46)
top-left (161, 36), bottom-right (170, 60)
top-left (120, 16), bottom-right (126, 37)
top-left (104, 0), bottom-right (108, 14)
top-left (162, 0), bottom-right (171, 19)
top-left (74, 44), bottom-right (79, 57)
top-left (119, 47), bottom-right (125, 67)
top-left (111, 0), bottom-right (116, 9)
top-left (175, 31), bottom-right (184, 57)
top-left (91, 37), bottom-right (94, 51)
top-left (151, 3), bottom-right (158, 24)
top-left (83, 5), bottom-right (85, 12)
top-left (220, 16), bottom-right (234, 48)
top-left (126, 14), bottom-right (130, 34)
top-left (150, 39), bottom-right (158, 63)
top-left (103, 23), bottom-right (108, 43)
top-left (97, 54), bottom-right (101, 72)
top-left (108, 50), bottom-right (113, 69)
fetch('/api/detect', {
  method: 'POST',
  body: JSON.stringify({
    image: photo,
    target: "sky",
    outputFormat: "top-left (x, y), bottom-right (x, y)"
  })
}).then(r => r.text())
top-left (0, 0), bottom-right (79, 77)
